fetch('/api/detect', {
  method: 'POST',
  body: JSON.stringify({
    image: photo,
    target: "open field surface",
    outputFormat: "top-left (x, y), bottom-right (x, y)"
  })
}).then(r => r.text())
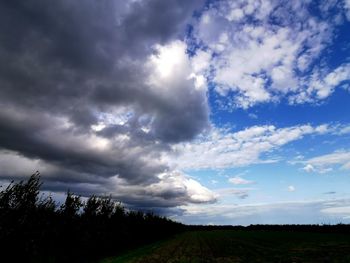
top-left (102, 230), bottom-right (350, 263)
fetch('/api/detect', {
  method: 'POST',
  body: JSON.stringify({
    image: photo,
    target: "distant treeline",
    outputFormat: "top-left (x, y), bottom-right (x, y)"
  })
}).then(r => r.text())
top-left (189, 223), bottom-right (350, 233)
top-left (0, 172), bottom-right (184, 262)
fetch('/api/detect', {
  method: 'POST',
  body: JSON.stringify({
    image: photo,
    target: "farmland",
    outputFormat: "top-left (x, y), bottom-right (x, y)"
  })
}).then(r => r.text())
top-left (102, 229), bottom-right (350, 262)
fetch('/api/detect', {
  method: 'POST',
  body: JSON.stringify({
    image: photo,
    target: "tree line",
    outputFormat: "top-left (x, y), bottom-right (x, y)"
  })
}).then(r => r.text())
top-left (0, 172), bottom-right (184, 262)
top-left (189, 223), bottom-right (350, 233)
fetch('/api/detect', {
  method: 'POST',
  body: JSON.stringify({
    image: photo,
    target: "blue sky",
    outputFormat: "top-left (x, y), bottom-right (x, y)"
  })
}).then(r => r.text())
top-left (170, 0), bottom-right (350, 224)
top-left (0, 0), bottom-right (350, 225)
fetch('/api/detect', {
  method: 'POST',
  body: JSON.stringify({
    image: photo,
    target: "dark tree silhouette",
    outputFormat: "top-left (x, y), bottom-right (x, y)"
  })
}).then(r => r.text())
top-left (0, 172), bottom-right (184, 262)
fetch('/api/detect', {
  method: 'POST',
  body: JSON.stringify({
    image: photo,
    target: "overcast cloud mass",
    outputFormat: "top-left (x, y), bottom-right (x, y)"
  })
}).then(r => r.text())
top-left (0, 0), bottom-right (350, 224)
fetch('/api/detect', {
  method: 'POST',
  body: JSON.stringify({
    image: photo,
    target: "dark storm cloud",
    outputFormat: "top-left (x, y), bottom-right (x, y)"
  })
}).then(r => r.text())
top-left (0, 0), bottom-right (213, 207)
top-left (0, 107), bottom-right (167, 184)
top-left (0, 0), bottom-right (208, 136)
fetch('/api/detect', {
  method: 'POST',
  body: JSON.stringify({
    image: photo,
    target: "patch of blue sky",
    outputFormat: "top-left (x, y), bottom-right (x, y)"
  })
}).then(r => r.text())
top-left (209, 87), bottom-right (350, 130)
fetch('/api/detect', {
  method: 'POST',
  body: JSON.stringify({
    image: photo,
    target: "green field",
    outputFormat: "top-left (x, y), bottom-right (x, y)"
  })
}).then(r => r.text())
top-left (101, 230), bottom-right (350, 263)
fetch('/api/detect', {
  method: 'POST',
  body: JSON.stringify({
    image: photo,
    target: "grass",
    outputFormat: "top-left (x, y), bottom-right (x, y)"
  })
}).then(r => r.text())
top-left (100, 238), bottom-right (171, 263)
top-left (101, 230), bottom-right (350, 262)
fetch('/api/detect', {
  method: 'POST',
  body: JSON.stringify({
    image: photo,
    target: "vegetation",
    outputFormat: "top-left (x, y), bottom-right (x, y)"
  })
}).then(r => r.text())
top-left (0, 172), bottom-right (184, 262)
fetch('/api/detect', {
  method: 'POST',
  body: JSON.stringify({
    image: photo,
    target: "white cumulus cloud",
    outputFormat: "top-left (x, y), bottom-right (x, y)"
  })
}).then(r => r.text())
top-left (190, 0), bottom-right (349, 109)
top-left (164, 124), bottom-right (330, 170)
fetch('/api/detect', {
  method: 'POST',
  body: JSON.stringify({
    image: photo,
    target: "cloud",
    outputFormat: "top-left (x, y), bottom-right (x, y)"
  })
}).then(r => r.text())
top-left (301, 150), bottom-right (350, 173)
top-left (337, 125), bottom-right (350, 135)
top-left (324, 191), bottom-right (336, 195)
top-left (290, 64), bottom-right (350, 104)
top-left (302, 164), bottom-right (316, 173)
top-left (0, 0), bottom-right (216, 208)
top-left (321, 199), bottom-right (350, 219)
top-left (0, 150), bottom-right (216, 208)
top-left (107, 171), bottom-right (217, 207)
top-left (188, 0), bottom-right (349, 108)
top-left (248, 113), bottom-right (258, 119)
top-left (215, 187), bottom-right (251, 199)
top-left (145, 40), bottom-right (210, 142)
top-left (176, 199), bottom-right (350, 225)
top-left (165, 124), bottom-right (330, 170)
top-left (322, 206), bottom-right (350, 218)
top-left (228, 176), bottom-right (255, 185)
top-left (345, 0), bottom-right (350, 20)
top-left (288, 185), bottom-right (296, 192)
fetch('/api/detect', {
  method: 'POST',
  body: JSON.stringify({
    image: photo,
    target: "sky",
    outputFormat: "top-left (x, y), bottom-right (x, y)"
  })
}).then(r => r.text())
top-left (0, 0), bottom-right (350, 225)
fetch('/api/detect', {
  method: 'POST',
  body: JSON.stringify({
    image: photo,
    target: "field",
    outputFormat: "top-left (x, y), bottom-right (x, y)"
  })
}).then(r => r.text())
top-left (101, 230), bottom-right (350, 263)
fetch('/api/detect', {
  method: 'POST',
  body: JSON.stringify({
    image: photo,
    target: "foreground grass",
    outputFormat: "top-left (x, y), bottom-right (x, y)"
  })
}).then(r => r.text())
top-left (101, 230), bottom-right (350, 262)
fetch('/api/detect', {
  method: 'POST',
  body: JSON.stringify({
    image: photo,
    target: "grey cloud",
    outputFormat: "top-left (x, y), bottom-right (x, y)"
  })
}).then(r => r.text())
top-left (0, 0), bottom-right (214, 208)
top-left (36, 171), bottom-right (214, 208)
top-left (0, 0), bottom-right (206, 123)
top-left (217, 188), bottom-right (251, 200)
top-left (0, 107), bottom-right (167, 184)
top-left (120, 0), bottom-right (205, 54)
top-left (0, 0), bottom-right (209, 137)
top-left (324, 191), bottom-right (337, 195)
